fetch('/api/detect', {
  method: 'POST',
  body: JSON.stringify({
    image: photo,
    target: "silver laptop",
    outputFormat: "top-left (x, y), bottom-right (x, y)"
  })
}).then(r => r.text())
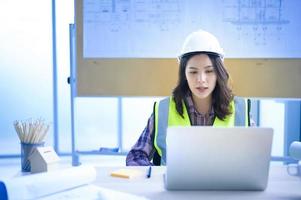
top-left (165, 127), bottom-right (273, 191)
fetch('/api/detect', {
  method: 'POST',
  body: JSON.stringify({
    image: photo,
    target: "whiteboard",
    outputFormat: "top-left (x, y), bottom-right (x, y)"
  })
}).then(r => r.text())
top-left (75, 0), bottom-right (301, 97)
top-left (83, 0), bottom-right (301, 58)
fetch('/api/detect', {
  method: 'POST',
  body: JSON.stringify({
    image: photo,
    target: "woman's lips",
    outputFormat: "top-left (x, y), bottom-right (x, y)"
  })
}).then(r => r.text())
top-left (196, 86), bottom-right (208, 92)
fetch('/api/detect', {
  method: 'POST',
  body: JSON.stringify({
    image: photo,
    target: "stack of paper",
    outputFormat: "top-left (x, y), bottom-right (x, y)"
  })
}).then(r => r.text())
top-left (40, 185), bottom-right (148, 200)
top-left (0, 165), bottom-right (96, 200)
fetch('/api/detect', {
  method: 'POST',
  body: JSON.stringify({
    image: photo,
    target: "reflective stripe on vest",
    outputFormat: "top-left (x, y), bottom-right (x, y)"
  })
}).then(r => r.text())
top-left (154, 96), bottom-right (248, 165)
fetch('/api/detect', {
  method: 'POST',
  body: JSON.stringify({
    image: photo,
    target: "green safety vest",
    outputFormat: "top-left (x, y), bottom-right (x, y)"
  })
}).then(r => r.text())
top-left (153, 96), bottom-right (249, 165)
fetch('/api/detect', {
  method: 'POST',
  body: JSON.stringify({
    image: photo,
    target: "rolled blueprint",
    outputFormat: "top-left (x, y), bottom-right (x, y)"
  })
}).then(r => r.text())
top-left (289, 141), bottom-right (301, 160)
top-left (0, 165), bottom-right (96, 200)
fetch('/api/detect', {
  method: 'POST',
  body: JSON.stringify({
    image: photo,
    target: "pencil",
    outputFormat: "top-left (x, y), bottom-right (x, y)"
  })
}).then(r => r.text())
top-left (147, 166), bottom-right (152, 178)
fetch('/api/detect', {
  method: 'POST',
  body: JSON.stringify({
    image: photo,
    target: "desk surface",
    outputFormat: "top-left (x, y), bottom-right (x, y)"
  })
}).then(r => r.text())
top-left (94, 164), bottom-right (301, 200)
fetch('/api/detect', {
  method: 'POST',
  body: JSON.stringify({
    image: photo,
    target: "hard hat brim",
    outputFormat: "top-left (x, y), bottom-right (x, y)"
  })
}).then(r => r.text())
top-left (178, 51), bottom-right (223, 61)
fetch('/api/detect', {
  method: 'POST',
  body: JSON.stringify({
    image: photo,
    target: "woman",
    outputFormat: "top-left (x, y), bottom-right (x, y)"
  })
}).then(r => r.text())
top-left (126, 30), bottom-right (250, 166)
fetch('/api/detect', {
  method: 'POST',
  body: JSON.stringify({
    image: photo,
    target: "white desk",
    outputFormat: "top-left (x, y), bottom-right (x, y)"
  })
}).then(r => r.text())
top-left (94, 164), bottom-right (301, 200)
top-left (1, 161), bottom-right (301, 200)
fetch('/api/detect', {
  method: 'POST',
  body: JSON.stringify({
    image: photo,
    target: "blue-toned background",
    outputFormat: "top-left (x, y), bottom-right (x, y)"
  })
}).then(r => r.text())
top-left (0, 0), bottom-right (300, 159)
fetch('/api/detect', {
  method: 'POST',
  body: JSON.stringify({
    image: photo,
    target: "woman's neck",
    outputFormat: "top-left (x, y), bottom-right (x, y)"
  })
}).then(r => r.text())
top-left (191, 94), bottom-right (212, 115)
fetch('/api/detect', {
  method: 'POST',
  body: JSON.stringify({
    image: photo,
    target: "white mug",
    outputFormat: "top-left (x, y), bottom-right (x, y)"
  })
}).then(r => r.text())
top-left (289, 141), bottom-right (301, 160)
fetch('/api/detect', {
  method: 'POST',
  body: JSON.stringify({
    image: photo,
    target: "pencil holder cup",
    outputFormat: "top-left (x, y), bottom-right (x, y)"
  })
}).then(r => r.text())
top-left (21, 142), bottom-right (44, 172)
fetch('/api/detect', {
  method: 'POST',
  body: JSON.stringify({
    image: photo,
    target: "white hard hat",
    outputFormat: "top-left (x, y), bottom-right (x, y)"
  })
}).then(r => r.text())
top-left (179, 29), bottom-right (224, 60)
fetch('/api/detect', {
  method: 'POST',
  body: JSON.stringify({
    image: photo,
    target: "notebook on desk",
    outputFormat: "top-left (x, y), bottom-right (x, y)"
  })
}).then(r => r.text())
top-left (164, 127), bottom-right (273, 191)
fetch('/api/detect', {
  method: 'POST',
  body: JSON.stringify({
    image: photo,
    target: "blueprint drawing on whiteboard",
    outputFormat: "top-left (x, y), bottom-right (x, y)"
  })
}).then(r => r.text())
top-left (83, 0), bottom-right (301, 58)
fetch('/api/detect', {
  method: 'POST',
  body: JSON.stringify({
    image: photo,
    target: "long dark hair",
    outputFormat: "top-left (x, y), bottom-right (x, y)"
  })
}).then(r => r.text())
top-left (172, 52), bottom-right (233, 120)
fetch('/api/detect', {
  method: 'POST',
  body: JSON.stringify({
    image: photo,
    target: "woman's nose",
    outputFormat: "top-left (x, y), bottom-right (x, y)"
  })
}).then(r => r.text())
top-left (197, 72), bottom-right (206, 82)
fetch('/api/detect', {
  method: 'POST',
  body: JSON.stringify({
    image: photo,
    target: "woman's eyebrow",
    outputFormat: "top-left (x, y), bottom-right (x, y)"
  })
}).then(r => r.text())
top-left (187, 66), bottom-right (199, 70)
top-left (188, 65), bottom-right (213, 69)
top-left (204, 65), bottom-right (214, 68)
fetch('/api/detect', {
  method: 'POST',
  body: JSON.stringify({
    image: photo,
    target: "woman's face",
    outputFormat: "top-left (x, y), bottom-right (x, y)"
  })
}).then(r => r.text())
top-left (185, 54), bottom-right (217, 101)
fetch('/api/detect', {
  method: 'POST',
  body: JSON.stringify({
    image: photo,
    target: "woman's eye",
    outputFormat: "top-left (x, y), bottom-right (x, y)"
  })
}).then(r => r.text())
top-left (206, 70), bottom-right (214, 73)
top-left (189, 71), bottom-right (197, 74)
